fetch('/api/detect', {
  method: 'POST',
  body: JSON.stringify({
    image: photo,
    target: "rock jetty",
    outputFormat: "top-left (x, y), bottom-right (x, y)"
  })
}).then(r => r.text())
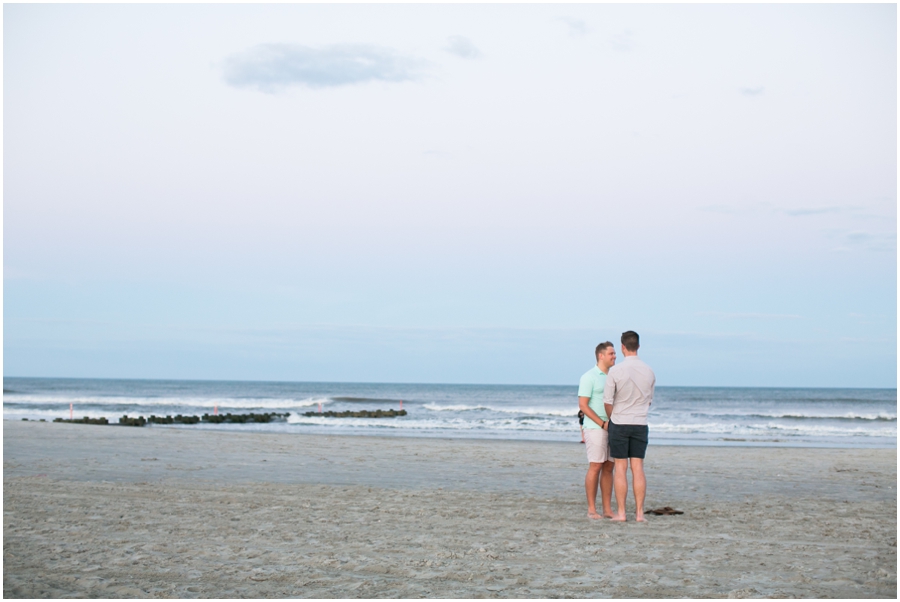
top-left (118, 415), bottom-right (147, 427)
top-left (54, 412), bottom-right (294, 427)
top-left (201, 412), bottom-right (290, 424)
top-left (148, 414), bottom-right (201, 425)
top-left (52, 417), bottom-right (109, 425)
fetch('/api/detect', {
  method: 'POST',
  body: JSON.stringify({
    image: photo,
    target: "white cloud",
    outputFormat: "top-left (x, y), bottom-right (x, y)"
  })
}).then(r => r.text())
top-left (444, 35), bottom-right (482, 59)
top-left (223, 43), bottom-right (428, 92)
top-left (558, 16), bottom-right (589, 37)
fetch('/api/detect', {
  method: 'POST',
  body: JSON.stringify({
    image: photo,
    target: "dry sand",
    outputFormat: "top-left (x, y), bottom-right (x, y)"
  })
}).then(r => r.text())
top-left (3, 420), bottom-right (897, 598)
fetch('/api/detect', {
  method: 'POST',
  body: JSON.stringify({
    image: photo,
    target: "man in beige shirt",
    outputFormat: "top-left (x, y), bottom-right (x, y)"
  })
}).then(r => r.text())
top-left (603, 330), bottom-right (655, 522)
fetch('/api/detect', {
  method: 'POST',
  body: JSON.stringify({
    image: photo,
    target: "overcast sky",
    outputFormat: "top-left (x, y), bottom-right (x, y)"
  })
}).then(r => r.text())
top-left (4, 3), bottom-right (896, 387)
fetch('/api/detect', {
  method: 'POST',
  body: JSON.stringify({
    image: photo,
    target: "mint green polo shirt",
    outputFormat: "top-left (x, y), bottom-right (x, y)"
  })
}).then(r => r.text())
top-left (578, 366), bottom-right (609, 429)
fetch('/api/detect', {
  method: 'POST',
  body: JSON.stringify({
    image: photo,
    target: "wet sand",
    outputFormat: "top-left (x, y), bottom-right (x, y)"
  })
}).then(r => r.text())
top-left (3, 420), bottom-right (897, 598)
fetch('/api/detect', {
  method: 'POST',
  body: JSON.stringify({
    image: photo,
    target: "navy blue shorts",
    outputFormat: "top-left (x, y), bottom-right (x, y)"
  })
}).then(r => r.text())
top-left (608, 421), bottom-right (649, 459)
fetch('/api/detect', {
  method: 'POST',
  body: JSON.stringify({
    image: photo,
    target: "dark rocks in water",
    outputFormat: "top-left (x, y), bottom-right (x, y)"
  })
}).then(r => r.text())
top-left (51, 412), bottom-right (292, 427)
top-left (148, 414), bottom-right (201, 425)
top-left (50, 412), bottom-right (293, 427)
top-left (201, 412), bottom-right (290, 424)
top-left (302, 409), bottom-right (408, 418)
top-left (118, 415), bottom-right (146, 427)
top-left (52, 416), bottom-right (110, 425)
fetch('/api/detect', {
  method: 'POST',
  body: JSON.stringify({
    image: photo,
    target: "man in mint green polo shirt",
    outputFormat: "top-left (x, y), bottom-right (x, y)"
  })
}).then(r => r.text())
top-left (578, 341), bottom-right (617, 519)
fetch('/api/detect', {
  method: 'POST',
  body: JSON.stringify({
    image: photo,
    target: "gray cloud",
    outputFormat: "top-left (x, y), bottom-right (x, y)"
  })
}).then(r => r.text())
top-left (784, 205), bottom-right (851, 216)
top-left (830, 230), bottom-right (896, 252)
top-left (740, 86), bottom-right (765, 97)
top-left (609, 31), bottom-right (635, 52)
top-left (223, 43), bottom-right (427, 92)
top-left (558, 17), bottom-right (589, 37)
top-left (847, 231), bottom-right (876, 242)
top-left (697, 204), bottom-right (741, 214)
top-left (699, 203), bottom-right (874, 218)
top-left (696, 311), bottom-right (803, 320)
top-left (697, 202), bottom-right (770, 215)
top-left (780, 205), bottom-right (894, 221)
top-left (444, 36), bottom-right (482, 59)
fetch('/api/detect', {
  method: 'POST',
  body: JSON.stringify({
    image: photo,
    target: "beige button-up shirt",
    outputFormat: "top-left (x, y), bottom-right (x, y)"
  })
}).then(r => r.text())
top-left (602, 356), bottom-right (656, 425)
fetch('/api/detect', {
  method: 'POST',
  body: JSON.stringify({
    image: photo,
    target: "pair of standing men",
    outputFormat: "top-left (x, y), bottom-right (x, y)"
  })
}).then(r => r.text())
top-left (578, 331), bottom-right (655, 522)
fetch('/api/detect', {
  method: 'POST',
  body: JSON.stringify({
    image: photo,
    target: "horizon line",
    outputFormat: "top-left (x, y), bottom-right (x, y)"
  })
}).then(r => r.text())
top-left (3, 375), bottom-right (896, 391)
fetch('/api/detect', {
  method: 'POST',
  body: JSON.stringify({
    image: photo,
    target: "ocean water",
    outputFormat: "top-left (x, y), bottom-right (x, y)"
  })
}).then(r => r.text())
top-left (3, 377), bottom-right (896, 448)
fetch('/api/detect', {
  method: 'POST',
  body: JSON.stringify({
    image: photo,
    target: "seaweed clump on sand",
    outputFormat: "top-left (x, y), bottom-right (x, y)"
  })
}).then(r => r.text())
top-left (201, 412), bottom-right (290, 424)
top-left (148, 414), bottom-right (201, 425)
top-left (303, 409), bottom-right (408, 418)
top-left (53, 416), bottom-right (110, 425)
top-left (118, 415), bottom-right (147, 427)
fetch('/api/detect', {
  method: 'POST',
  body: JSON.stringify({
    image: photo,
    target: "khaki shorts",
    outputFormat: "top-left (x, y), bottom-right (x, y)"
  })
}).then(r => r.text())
top-left (584, 428), bottom-right (610, 463)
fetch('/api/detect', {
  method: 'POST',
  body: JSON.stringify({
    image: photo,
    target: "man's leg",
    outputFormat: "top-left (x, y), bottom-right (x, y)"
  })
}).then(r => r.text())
top-left (599, 461), bottom-right (615, 518)
top-left (630, 457), bottom-right (646, 522)
top-left (585, 462), bottom-right (603, 519)
top-left (611, 458), bottom-right (629, 521)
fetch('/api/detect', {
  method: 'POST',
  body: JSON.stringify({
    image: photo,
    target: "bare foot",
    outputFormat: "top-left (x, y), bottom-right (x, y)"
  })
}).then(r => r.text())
top-left (610, 514), bottom-right (627, 522)
top-left (587, 511), bottom-right (602, 520)
top-left (635, 514), bottom-right (646, 522)
top-left (602, 512), bottom-right (615, 519)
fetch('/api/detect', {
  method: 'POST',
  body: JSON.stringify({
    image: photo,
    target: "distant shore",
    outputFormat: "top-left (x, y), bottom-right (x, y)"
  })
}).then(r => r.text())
top-left (4, 420), bottom-right (897, 598)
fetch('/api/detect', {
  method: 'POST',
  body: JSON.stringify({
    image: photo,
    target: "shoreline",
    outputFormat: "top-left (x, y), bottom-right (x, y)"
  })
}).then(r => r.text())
top-left (9, 417), bottom-right (894, 450)
top-left (4, 420), bottom-right (897, 598)
top-left (6, 379), bottom-right (895, 451)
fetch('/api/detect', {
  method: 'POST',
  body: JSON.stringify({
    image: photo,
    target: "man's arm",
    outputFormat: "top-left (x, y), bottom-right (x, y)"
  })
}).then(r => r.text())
top-left (578, 396), bottom-right (607, 429)
top-left (603, 371), bottom-right (616, 422)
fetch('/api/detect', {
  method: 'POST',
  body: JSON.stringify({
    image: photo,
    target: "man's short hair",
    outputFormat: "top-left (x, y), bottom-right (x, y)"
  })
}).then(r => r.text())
top-left (595, 341), bottom-right (614, 361)
top-left (621, 331), bottom-right (640, 352)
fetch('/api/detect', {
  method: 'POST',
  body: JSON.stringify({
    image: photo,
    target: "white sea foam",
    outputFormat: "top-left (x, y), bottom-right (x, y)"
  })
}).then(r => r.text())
top-left (422, 404), bottom-right (491, 412)
top-left (287, 414), bottom-right (577, 432)
top-left (650, 421), bottom-right (896, 438)
top-left (2, 394), bottom-right (329, 410)
top-left (5, 408), bottom-right (105, 419)
top-left (422, 403), bottom-right (576, 417)
top-left (671, 410), bottom-right (897, 421)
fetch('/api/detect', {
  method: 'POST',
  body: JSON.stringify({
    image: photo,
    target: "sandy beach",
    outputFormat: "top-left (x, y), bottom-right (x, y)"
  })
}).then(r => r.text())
top-left (3, 420), bottom-right (896, 598)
